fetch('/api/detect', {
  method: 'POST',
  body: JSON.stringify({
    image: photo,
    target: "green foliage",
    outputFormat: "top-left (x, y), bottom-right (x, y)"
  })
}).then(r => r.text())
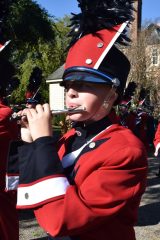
top-left (7, 0), bottom-right (55, 48)
top-left (54, 16), bottom-right (71, 63)
top-left (4, 2), bottom-right (71, 105)
top-left (53, 114), bottom-right (66, 126)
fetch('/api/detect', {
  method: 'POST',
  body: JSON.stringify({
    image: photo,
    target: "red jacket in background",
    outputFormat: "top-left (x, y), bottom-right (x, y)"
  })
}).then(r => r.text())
top-left (0, 101), bottom-right (19, 239)
top-left (0, 102), bottom-right (19, 190)
top-left (154, 123), bottom-right (160, 148)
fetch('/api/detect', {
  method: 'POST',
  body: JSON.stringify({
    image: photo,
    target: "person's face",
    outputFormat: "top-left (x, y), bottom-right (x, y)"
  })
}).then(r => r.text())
top-left (26, 102), bottom-right (36, 109)
top-left (65, 81), bottom-right (116, 124)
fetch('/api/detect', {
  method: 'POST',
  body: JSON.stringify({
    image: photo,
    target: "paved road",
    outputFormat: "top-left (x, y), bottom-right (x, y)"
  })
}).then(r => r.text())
top-left (135, 155), bottom-right (160, 240)
top-left (19, 154), bottom-right (160, 240)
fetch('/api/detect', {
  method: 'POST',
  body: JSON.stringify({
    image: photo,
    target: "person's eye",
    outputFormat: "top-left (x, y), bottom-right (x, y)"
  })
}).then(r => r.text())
top-left (64, 85), bottom-right (68, 91)
top-left (84, 83), bottom-right (92, 88)
top-left (82, 83), bottom-right (94, 90)
top-left (64, 82), bottom-right (93, 92)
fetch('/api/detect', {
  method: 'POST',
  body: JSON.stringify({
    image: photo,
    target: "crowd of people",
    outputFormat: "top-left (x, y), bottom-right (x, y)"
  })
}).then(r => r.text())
top-left (0, 1), bottom-right (160, 240)
top-left (113, 94), bottom-right (158, 153)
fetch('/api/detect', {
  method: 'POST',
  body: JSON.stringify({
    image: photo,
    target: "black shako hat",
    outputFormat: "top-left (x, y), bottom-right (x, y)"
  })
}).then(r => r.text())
top-left (61, 0), bottom-right (134, 103)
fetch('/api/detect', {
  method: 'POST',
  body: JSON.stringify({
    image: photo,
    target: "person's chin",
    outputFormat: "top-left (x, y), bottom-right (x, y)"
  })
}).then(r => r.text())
top-left (68, 113), bottom-right (86, 122)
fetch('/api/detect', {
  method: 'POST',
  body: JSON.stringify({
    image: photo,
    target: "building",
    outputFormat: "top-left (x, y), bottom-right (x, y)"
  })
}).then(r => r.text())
top-left (145, 23), bottom-right (160, 108)
top-left (146, 23), bottom-right (160, 76)
top-left (46, 64), bottom-right (65, 110)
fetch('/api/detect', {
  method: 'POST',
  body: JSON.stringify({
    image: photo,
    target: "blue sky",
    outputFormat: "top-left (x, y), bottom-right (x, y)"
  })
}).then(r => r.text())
top-left (35, 0), bottom-right (160, 23)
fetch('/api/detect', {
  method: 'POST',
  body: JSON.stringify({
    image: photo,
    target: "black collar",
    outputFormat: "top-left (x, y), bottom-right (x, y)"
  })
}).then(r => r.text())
top-left (74, 115), bottom-right (112, 140)
top-left (65, 115), bottom-right (112, 160)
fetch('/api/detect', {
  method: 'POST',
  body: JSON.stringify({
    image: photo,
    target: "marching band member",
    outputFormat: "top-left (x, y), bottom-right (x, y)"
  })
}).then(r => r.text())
top-left (154, 122), bottom-right (160, 177)
top-left (117, 82), bottom-right (137, 132)
top-left (0, 55), bottom-right (19, 239)
top-left (118, 99), bottom-right (137, 132)
top-left (0, 4), bottom-right (20, 236)
top-left (134, 86), bottom-right (151, 151)
top-left (154, 122), bottom-right (160, 157)
top-left (7, 1), bottom-right (147, 239)
top-left (25, 66), bottom-right (43, 108)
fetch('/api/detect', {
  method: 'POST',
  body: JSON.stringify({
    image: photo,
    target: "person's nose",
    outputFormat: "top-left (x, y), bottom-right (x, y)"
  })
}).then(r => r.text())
top-left (67, 87), bottom-right (78, 98)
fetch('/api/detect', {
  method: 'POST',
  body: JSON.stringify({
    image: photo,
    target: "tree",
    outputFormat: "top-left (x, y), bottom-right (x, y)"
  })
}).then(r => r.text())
top-left (2, 1), bottom-right (71, 104)
top-left (125, 22), bottom-right (160, 117)
top-left (3, 0), bottom-right (54, 49)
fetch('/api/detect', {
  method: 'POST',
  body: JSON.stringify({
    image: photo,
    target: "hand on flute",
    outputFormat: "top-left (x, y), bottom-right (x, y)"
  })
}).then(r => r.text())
top-left (19, 103), bottom-right (53, 142)
top-left (14, 109), bottom-right (32, 143)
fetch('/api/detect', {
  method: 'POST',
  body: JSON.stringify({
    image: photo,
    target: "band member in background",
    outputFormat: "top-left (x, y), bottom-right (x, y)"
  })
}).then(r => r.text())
top-left (154, 122), bottom-right (160, 156)
top-left (134, 86), bottom-right (152, 152)
top-left (154, 122), bottom-right (160, 177)
top-left (0, 55), bottom-right (19, 239)
top-left (117, 81), bottom-right (137, 132)
top-left (135, 103), bottom-right (149, 151)
top-left (7, 1), bottom-right (147, 240)
top-left (118, 99), bottom-right (137, 132)
top-left (25, 66), bottom-right (43, 108)
top-left (25, 92), bottom-right (42, 109)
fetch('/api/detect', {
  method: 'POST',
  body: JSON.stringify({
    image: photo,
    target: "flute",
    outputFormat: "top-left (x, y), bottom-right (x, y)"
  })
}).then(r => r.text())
top-left (9, 106), bottom-right (86, 121)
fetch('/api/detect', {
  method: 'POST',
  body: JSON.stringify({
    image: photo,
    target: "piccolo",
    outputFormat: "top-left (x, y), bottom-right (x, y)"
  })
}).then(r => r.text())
top-left (9, 106), bottom-right (86, 121)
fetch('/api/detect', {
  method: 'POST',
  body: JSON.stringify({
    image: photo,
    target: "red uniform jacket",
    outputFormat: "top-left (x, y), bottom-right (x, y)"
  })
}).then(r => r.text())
top-left (154, 123), bottom-right (160, 147)
top-left (0, 102), bottom-right (19, 240)
top-left (0, 103), bottom-right (19, 190)
top-left (15, 124), bottom-right (147, 240)
top-left (134, 111), bottom-right (150, 151)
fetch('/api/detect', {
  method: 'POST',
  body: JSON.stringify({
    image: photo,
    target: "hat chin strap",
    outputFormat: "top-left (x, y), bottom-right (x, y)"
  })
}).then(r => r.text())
top-left (85, 89), bottom-right (118, 123)
top-left (91, 89), bottom-right (117, 122)
top-left (99, 89), bottom-right (117, 120)
top-left (103, 88), bottom-right (118, 108)
top-left (103, 100), bottom-right (109, 110)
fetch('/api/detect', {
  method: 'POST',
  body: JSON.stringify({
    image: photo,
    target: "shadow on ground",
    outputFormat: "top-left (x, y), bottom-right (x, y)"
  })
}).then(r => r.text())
top-left (136, 154), bottom-right (160, 227)
top-left (136, 202), bottom-right (160, 226)
top-left (19, 209), bottom-right (35, 220)
top-left (31, 237), bottom-right (71, 240)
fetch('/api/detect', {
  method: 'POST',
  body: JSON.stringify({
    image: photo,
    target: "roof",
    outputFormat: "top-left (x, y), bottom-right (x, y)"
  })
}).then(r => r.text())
top-left (146, 24), bottom-right (160, 45)
top-left (46, 64), bottom-right (64, 81)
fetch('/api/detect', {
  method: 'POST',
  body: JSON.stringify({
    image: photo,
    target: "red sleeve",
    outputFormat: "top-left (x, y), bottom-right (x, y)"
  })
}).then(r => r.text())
top-left (0, 104), bottom-right (19, 139)
top-left (108, 108), bottom-right (119, 124)
top-left (0, 104), bottom-right (12, 120)
top-left (154, 123), bottom-right (160, 147)
top-left (0, 104), bottom-right (19, 189)
top-left (34, 147), bottom-right (147, 237)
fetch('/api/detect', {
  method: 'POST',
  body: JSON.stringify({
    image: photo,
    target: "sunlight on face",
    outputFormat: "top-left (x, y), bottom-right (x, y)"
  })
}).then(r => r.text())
top-left (65, 81), bottom-right (113, 123)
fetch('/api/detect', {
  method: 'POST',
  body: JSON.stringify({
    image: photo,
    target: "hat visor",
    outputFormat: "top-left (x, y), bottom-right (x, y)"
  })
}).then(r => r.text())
top-left (26, 98), bottom-right (38, 104)
top-left (61, 67), bottom-right (114, 86)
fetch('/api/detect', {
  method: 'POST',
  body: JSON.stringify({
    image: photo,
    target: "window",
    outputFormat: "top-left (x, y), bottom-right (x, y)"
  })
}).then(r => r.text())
top-left (152, 48), bottom-right (159, 65)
